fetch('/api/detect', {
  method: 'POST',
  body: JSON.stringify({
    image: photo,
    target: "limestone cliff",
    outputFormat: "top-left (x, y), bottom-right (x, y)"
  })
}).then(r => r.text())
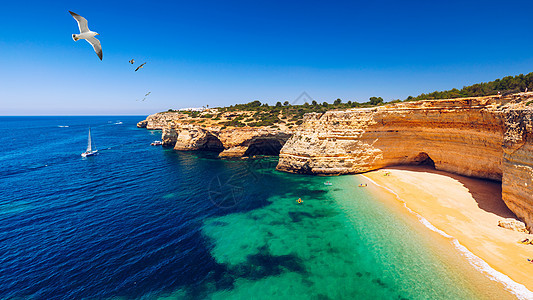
top-left (140, 112), bottom-right (189, 130)
top-left (502, 109), bottom-right (533, 230)
top-left (217, 128), bottom-right (291, 157)
top-left (276, 93), bottom-right (533, 229)
top-left (168, 125), bottom-right (290, 157)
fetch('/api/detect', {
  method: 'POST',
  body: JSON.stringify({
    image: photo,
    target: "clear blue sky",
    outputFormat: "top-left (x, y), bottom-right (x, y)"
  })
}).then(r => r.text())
top-left (1, 0), bottom-right (533, 115)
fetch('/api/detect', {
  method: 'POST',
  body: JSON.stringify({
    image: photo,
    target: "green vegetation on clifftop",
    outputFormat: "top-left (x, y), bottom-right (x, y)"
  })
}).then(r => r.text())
top-left (405, 72), bottom-right (533, 101)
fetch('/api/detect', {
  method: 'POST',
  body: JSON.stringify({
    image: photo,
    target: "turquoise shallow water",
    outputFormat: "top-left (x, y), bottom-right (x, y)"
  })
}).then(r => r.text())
top-left (0, 117), bottom-right (514, 299)
top-left (168, 170), bottom-right (514, 299)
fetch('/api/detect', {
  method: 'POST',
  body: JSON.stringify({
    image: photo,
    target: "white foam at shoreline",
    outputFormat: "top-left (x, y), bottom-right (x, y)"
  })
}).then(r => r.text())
top-left (361, 174), bottom-right (533, 300)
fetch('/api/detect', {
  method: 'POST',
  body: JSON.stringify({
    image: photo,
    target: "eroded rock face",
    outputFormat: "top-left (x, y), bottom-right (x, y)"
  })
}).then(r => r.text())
top-left (276, 94), bottom-right (533, 229)
top-left (162, 128), bottom-right (178, 147)
top-left (173, 125), bottom-right (224, 151)
top-left (218, 128), bottom-right (291, 157)
top-left (502, 109), bottom-right (533, 230)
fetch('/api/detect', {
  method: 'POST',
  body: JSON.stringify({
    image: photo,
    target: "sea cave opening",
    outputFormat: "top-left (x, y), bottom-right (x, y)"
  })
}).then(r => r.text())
top-left (412, 152), bottom-right (435, 168)
top-left (204, 134), bottom-right (225, 152)
top-left (244, 138), bottom-right (283, 156)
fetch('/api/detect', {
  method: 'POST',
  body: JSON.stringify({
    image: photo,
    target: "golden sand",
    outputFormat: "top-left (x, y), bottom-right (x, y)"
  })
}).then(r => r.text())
top-left (362, 166), bottom-right (533, 294)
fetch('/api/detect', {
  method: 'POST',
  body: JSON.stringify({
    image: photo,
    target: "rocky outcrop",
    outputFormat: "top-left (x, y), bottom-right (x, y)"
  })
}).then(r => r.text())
top-left (173, 125), bottom-right (224, 151)
top-left (136, 120), bottom-right (148, 128)
top-left (276, 94), bottom-right (533, 229)
top-left (143, 112), bottom-right (188, 130)
top-left (162, 128), bottom-right (178, 147)
top-left (498, 218), bottom-right (530, 233)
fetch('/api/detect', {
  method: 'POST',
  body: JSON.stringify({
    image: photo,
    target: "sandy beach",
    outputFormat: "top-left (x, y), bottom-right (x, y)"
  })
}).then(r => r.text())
top-left (362, 166), bottom-right (533, 296)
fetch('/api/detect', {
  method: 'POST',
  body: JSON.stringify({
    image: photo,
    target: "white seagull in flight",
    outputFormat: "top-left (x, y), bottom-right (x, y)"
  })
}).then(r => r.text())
top-left (69, 11), bottom-right (103, 60)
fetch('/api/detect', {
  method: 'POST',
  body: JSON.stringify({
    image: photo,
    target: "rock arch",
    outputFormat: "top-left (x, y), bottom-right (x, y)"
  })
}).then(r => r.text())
top-left (244, 138), bottom-right (284, 156)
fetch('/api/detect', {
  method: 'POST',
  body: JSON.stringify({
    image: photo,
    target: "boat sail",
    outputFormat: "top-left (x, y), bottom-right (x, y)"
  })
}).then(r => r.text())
top-left (81, 127), bottom-right (98, 157)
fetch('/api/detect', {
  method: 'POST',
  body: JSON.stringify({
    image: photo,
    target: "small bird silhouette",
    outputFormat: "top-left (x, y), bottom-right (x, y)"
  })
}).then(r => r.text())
top-left (129, 59), bottom-right (134, 64)
top-left (135, 62), bottom-right (146, 72)
top-left (136, 92), bottom-right (151, 101)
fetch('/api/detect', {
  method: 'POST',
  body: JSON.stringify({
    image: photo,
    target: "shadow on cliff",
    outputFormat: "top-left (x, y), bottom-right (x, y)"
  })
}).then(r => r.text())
top-left (386, 165), bottom-right (517, 219)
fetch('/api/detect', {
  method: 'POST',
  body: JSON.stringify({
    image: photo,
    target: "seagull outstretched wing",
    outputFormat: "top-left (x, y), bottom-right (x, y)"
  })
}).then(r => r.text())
top-left (135, 62), bottom-right (146, 72)
top-left (69, 11), bottom-right (89, 33)
top-left (86, 37), bottom-right (103, 60)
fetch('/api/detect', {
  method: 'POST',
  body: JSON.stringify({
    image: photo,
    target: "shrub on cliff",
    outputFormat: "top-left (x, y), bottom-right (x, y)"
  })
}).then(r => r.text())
top-left (406, 72), bottom-right (533, 101)
top-left (369, 97), bottom-right (384, 106)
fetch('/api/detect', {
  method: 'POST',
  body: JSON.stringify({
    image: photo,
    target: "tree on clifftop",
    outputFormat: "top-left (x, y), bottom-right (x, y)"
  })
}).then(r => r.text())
top-left (369, 97), bottom-right (384, 106)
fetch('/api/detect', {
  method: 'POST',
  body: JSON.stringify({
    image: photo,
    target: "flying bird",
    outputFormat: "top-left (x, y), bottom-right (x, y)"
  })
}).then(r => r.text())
top-left (135, 62), bottom-right (146, 72)
top-left (129, 59), bottom-right (135, 64)
top-left (69, 11), bottom-right (103, 60)
top-left (136, 92), bottom-right (150, 101)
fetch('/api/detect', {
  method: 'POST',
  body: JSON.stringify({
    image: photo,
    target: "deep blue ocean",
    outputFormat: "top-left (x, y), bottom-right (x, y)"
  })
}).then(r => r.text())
top-left (0, 116), bottom-right (514, 299)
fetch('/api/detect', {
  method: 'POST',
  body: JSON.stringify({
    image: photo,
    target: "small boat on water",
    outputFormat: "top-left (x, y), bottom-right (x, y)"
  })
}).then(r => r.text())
top-left (81, 127), bottom-right (98, 157)
top-left (324, 181), bottom-right (332, 186)
top-left (151, 140), bottom-right (163, 146)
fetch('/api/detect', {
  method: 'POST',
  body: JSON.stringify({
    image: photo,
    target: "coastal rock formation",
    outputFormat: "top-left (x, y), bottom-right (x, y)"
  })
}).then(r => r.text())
top-left (138, 113), bottom-right (292, 157)
top-left (168, 125), bottom-right (290, 156)
top-left (136, 120), bottom-right (147, 128)
top-left (497, 218), bottom-right (530, 233)
top-left (217, 128), bottom-right (291, 157)
top-left (173, 125), bottom-right (224, 151)
top-left (143, 112), bottom-right (188, 130)
top-left (277, 96), bottom-right (509, 178)
top-left (162, 128), bottom-right (178, 147)
top-left (276, 94), bottom-right (533, 229)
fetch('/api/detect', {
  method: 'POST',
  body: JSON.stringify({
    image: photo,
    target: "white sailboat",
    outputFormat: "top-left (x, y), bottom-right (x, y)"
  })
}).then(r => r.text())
top-left (81, 127), bottom-right (98, 157)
